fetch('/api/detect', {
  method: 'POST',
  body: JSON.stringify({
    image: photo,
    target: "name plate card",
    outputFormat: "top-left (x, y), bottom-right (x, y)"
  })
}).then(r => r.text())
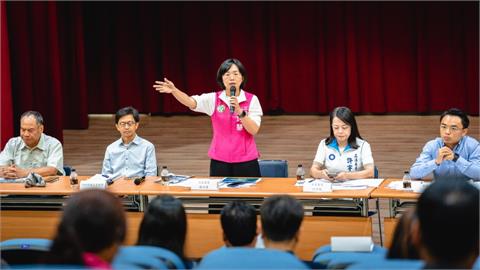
top-left (80, 179), bottom-right (107, 190)
top-left (190, 178), bottom-right (220, 191)
top-left (303, 180), bottom-right (333, 193)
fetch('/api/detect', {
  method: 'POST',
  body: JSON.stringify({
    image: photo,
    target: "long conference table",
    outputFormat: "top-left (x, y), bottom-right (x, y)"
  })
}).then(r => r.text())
top-left (370, 179), bottom-right (422, 248)
top-left (0, 176), bottom-right (414, 260)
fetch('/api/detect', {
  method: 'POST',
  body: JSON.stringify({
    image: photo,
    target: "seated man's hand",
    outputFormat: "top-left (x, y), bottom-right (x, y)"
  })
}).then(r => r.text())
top-left (436, 147), bottom-right (454, 164)
top-left (0, 166), bottom-right (8, 178)
top-left (4, 165), bottom-right (29, 179)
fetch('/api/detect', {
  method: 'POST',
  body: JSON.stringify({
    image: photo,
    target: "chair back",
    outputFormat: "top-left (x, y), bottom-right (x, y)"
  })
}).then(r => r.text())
top-left (197, 247), bottom-right (309, 269)
top-left (112, 245), bottom-right (186, 269)
top-left (347, 259), bottom-right (424, 269)
top-left (313, 243), bottom-right (386, 259)
top-left (0, 238), bottom-right (52, 265)
top-left (312, 244), bottom-right (387, 269)
top-left (63, 166), bottom-right (72, 176)
top-left (258, 160), bottom-right (288, 177)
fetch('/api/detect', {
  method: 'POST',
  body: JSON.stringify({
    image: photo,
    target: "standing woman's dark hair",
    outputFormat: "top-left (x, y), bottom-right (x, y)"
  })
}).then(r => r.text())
top-left (47, 189), bottom-right (126, 265)
top-left (137, 195), bottom-right (187, 260)
top-left (216, 58), bottom-right (248, 90)
top-left (325, 106), bottom-right (363, 149)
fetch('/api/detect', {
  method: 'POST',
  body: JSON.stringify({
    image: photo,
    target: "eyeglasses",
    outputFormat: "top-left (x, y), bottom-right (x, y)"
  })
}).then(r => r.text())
top-left (440, 124), bottom-right (462, 132)
top-left (118, 121), bottom-right (136, 128)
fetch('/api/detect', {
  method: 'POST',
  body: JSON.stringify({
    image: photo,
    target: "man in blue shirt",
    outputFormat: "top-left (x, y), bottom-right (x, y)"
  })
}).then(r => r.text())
top-left (410, 108), bottom-right (479, 181)
top-left (102, 106), bottom-right (157, 180)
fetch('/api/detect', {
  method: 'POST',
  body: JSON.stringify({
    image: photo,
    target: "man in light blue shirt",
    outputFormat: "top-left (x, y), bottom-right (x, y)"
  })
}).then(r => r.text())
top-left (102, 107), bottom-right (157, 180)
top-left (0, 111), bottom-right (64, 178)
top-left (410, 108), bottom-right (479, 181)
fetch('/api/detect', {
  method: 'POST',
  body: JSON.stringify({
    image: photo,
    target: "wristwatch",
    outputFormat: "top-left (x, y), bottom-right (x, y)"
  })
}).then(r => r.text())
top-left (239, 110), bottom-right (247, 118)
top-left (452, 153), bottom-right (459, 162)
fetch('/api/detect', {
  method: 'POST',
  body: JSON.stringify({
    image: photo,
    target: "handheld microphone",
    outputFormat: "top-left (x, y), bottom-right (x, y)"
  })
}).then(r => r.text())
top-left (229, 86), bottom-right (236, 114)
top-left (134, 176), bottom-right (146, 185)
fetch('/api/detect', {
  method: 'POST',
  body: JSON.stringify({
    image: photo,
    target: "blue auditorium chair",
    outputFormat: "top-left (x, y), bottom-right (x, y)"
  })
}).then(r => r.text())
top-left (112, 245), bottom-right (186, 269)
top-left (197, 247), bottom-right (309, 269)
top-left (347, 259), bottom-right (425, 269)
top-left (312, 243), bottom-right (387, 269)
top-left (313, 243), bottom-right (387, 257)
top-left (258, 160), bottom-right (288, 177)
top-left (0, 238), bottom-right (51, 265)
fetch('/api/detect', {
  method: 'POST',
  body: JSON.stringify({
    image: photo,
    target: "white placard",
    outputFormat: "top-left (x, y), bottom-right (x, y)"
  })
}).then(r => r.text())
top-left (190, 178), bottom-right (220, 190)
top-left (80, 175), bottom-right (107, 190)
top-left (303, 180), bottom-right (332, 193)
top-left (331, 236), bottom-right (374, 252)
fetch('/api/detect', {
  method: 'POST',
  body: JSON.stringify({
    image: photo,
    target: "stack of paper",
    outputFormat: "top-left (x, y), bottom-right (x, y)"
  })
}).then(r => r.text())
top-left (296, 178), bottom-right (383, 191)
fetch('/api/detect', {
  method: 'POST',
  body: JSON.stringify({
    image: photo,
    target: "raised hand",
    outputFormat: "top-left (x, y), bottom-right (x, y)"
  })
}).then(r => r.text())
top-left (153, 78), bottom-right (177, 94)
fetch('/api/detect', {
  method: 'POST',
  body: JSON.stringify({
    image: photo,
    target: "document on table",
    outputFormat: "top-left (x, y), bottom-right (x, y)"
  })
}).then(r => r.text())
top-left (219, 177), bottom-right (262, 188)
top-left (296, 178), bottom-right (384, 190)
top-left (0, 177), bottom-right (27, 183)
top-left (387, 180), bottom-right (430, 193)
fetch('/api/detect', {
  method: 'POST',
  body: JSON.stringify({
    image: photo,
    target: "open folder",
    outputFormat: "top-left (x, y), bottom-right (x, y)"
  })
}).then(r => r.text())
top-left (220, 177), bottom-right (262, 188)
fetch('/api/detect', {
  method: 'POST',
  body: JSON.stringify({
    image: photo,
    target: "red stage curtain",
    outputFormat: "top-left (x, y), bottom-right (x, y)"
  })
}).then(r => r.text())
top-left (1, 2), bottom-right (13, 149)
top-left (4, 2), bottom-right (479, 141)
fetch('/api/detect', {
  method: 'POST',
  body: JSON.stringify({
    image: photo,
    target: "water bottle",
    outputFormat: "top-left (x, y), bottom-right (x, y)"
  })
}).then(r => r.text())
top-left (160, 166), bottom-right (169, 185)
top-left (296, 164), bottom-right (305, 180)
top-left (70, 168), bottom-right (79, 190)
top-left (402, 170), bottom-right (411, 189)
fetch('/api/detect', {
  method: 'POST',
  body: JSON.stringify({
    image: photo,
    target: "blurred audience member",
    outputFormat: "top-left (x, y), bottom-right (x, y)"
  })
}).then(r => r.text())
top-left (387, 208), bottom-right (420, 259)
top-left (48, 190), bottom-right (126, 268)
top-left (221, 200), bottom-right (258, 247)
top-left (413, 180), bottom-right (479, 268)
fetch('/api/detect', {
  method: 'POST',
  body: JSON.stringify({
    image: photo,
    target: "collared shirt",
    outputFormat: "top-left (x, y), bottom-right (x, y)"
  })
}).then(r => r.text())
top-left (102, 135), bottom-right (157, 178)
top-left (410, 136), bottom-right (480, 181)
top-left (313, 138), bottom-right (374, 174)
top-left (0, 134), bottom-right (64, 175)
top-left (191, 89), bottom-right (263, 126)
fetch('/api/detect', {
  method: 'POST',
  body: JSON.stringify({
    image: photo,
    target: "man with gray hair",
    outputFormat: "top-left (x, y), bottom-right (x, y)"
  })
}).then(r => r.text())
top-left (0, 111), bottom-right (64, 178)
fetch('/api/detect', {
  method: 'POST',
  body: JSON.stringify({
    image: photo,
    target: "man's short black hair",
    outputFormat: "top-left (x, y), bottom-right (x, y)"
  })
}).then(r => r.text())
top-left (260, 195), bottom-right (304, 242)
top-left (216, 58), bottom-right (248, 90)
top-left (115, 106), bottom-right (140, 124)
top-left (440, 108), bottom-right (470, 129)
top-left (20, 111), bottom-right (44, 125)
top-left (416, 180), bottom-right (479, 265)
top-left (221, 201), bottom-right (257, 246)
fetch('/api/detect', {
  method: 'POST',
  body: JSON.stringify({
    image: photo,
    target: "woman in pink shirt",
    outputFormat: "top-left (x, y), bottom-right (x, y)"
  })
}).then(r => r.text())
top-left (154, 58), bottom-right (263, 177)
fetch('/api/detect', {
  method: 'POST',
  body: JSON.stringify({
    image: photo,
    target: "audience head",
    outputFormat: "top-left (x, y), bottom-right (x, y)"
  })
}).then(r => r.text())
top-left (48, 189), bottom-right (126, 265)
top-left (20, 111), bottom-right (44, 148)
top-left (221, 200), bottom-right (257, 247)
top-left (326, 106), bottom-right (362, 149)
top-left (137, 195), bottom-right (187, 259)
top-left (115, 106), bottom-right (140, 141)
top-left (260, 195), bottom-right (304, 251)
top-left (387, 208), bottom-right (419, 259)
top-left (216, 58), bottom-right (248, 90)
top-left (414, 180), bottom-right (479, 268)
top-left (439, 108), bottom-right (469, 147)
